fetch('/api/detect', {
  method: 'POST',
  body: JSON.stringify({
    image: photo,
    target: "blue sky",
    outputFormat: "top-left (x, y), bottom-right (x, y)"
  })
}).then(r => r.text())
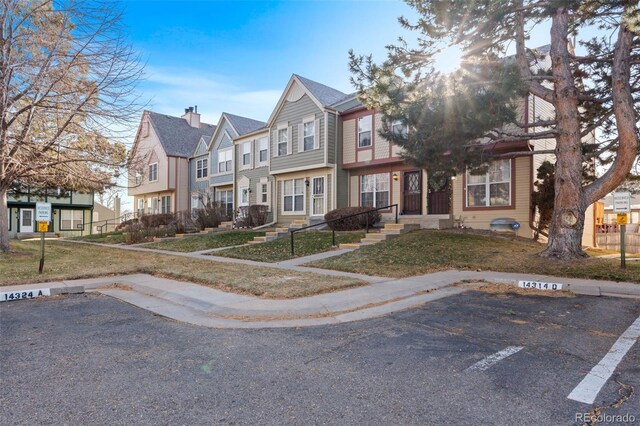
top-left (121, 0), bottom-right (420, 125)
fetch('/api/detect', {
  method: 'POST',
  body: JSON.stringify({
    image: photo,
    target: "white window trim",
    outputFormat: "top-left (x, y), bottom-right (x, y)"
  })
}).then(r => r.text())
top-left (360, 173), bottom-right (390, 209)
top-left (191, 194), bottom-right (200, 211)
top-left (240, 141), bottom-right (252, 170)
top-left (217, 148), bottom-right (233, 174)
top-left (275, 124), bottom-right (290, 157)
top-left (310, 176), bottom-right (326, 217)
top-left (391, 119), bottom-right (408, 138)
top-left (161, 195), bottom-right (171, 214)
top-left (298, 116), bottom-right (320, 153)
top-left (257, 178), bottom-right (271, 210)
top-left (465, 159), bottom-right (512, 207)
top-left (258, 137), bottom-right (269, 166)
top-left (195, 157), bottom-right (208, 180)
top-left (148, 162), bottom-right (158, 182)
top-left (281, 178), bottom-right (305, 215)
top-left (60, 209), bottom-right (84, 231)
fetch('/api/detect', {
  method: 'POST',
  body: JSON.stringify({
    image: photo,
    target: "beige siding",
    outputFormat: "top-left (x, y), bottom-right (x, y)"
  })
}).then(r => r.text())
top-left (452, 157), bottom-right (534, 236)
top-left (374, 114), bottom-right (390, 160)
top-left (358, 150), bottom-right (373, 162)
top-left (275, 167), bottom-right (333, 223)
top-left (343, 119), bottom-right (356, 164)
top-left (349, 175), bottom-right (359, 206)
top-left (128, 121), bottom-right (170, 196)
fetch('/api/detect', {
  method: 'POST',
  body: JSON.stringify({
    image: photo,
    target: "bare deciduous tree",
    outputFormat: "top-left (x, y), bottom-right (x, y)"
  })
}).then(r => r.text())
top-left (0, 0), bottom-right (145, 251)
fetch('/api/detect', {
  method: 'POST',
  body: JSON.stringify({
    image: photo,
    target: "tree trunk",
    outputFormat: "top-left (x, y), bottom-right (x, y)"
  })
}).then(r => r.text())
top-left (540, 8), bottom-right (588, 260)
top-left (0, 185), bottom-right (10, 252)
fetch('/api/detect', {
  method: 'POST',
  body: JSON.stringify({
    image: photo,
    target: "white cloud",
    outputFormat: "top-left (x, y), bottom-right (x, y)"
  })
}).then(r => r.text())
top-left (141, 66), bottom-right (281, 124)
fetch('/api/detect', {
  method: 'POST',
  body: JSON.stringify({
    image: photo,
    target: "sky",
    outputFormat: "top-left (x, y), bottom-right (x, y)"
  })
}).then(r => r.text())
top-left (121, 0), bottom-right (424, 126)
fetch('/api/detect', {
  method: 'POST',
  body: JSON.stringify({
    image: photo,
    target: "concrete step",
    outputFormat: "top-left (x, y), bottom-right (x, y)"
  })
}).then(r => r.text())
top-left (266, 231), bottom-right (288, 238)
top-left (275, 227), bottom-right (289, 233)
top-left (339, 243), bottom-right (361, 249)
top-left (365, 233), bottom-right (389, 240)
top-left (247, 240), bottom-right (263, 245)
top-left (360, 238), bottom-right (384, 245)
top-left (383, 223), bottom-right (420, 231)
top-left (292, 219), bottom-right (307, 224)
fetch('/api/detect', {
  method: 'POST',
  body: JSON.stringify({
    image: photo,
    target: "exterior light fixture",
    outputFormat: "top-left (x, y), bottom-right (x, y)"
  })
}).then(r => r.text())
top-left (392, 173), bottom-right (399, 181)
top-left (305, 179), bottom-right (310, 187)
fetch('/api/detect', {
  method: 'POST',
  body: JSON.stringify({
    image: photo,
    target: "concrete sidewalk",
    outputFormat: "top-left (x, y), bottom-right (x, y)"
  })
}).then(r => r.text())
top-left (3, 268), bottom-right (639, 329)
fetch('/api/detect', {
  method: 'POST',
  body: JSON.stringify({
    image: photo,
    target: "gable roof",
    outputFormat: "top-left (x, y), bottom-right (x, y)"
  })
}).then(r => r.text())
top-left (224, 113), bottom-right (266, 136)
top-left (294, 74), bottom-right (349, 107)
top-left (146, 111), bottom-right (215, 158)
top-left (266, 74), bottom-right (349, 126)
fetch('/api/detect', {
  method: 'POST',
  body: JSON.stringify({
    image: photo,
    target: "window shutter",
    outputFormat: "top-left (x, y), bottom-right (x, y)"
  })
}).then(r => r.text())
top-left (287, 126), bottom-right (293, 155)
top-left (314, 119), bottom-right (320, 149)
top-left (298, 123), bottom-right (303, 153)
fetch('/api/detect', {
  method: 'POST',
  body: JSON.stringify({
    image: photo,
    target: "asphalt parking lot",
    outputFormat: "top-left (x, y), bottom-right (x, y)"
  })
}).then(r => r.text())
top-left (1, 290), bottom-right (639, 425)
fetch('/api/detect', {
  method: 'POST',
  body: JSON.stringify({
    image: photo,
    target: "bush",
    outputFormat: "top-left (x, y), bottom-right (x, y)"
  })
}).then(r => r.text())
top-left (234, 206), bottom-right (252, 228)
top-left (140, 213), bottom-right (174, 228)
top-left (193, 201), bottom-right (229, 229)
top-left (123, 223), bottom-right (176, 244)
top-left (249, 205), bottom-right (269, 227)
top-left (324, 207), bottom-right (382, 231)
top-left (116, 218), bottom-right (138, 230)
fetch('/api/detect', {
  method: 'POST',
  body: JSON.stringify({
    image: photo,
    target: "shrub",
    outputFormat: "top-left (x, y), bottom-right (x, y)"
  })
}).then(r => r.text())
top-left (193, 201), bottom-right (229, 229)
top-left (249, 205), bottom-right (269, 227)
top-left (140, 213), bottom-right (174, 229)
top-left (234, 206), bottom-right (252, 228)
top-left (123, 223), bottom-right (176, 244)
top-left (324, 207), bottom-right (382, 231)
top-left (116, 217), bottom-right (138, 230)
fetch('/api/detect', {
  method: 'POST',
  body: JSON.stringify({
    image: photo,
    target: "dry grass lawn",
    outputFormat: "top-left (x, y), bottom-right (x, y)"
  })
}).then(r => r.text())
top-left (0, 241), bottom-right (366, 298)
top-left (308, 229), bottom-right (640, 283)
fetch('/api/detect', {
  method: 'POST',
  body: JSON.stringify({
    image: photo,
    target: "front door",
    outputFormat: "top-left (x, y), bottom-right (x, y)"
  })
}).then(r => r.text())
top-left (402, 171), bottom-right (422, 215)
top-left (21, 209), bottom-right (34, 233)
top-left (312, 177), bottom-right (325, 216)
top-left (427, 174), bottom-right (450, 214)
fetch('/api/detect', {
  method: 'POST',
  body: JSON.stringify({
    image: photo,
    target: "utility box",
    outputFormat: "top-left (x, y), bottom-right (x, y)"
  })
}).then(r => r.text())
top-left (490, 217), bottom-right (520, 233)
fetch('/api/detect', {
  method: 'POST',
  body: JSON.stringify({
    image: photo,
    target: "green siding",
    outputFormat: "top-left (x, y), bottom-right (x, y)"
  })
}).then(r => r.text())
top-left (270, 94), bottom-right (325, 172)
top-left (327, 112), bottom-right (337, 164)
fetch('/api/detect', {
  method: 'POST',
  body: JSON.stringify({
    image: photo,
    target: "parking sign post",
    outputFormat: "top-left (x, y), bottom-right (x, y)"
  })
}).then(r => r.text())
top-left (613, 192), bottom-right (631, 269)
top-left (35, 203), bottom-right (51, 274)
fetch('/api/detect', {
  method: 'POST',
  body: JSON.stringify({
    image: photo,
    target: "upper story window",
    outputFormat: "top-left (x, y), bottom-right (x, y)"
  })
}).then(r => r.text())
top-left (241, 142), bottom-right (251, 167)
top-left (196, 158), bottom-right (208, 179)
top-left (358, 115), bottom-right (372, 148)
top-left (218, 149), bottom-right (232, 173)
top-left (303, 120), bottom-right (315, 151)
top-left (466, 159), bottom-right (511, 207)
top-left (277, 128), bottom-right (288, 156)
top-left (391, 120), bottom-right (408, 138)
top-left (259, 137), bottom-right (269, 164)
top-left (148, 163), bottom-right (158, 182)
top-left (135, 171), bottom-right (142, 185)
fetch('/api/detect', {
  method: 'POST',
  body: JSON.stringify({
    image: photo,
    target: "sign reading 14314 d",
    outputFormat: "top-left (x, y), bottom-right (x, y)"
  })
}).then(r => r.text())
top-left (35, 202), bottom-right (51, 222)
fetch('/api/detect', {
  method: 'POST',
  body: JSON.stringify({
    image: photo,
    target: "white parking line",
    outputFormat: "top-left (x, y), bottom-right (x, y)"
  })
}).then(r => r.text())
top-left (466, 346), bottom-right (524, 372)
top-left (568, 315), bottom-right (640, 404)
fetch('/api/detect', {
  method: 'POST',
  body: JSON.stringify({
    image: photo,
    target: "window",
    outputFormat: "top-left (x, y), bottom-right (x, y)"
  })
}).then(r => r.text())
top-left (361, 173), bottom-right (389, 209)
top-left (259, 137), bottom-right (269, 163)
top-left (391, 120), bottom-right (408, 138)
top-left (196, 158), bottom-right (208, 179)
top-left (148, 163), bottom-right (158, 182)
top-left (218, 150), bottom-right (232, 172)
top-left (191, 195), bottom-right (199, 211)
top-left (358, 115), bottom-right (372, 148)
top-left (150, 197), bottom-right (158, 214)
top-left (134, 171), bottom-right (142, 185)
top-left (239, 186), bottom-right (249, 206)
top-left (161, 196), bottom-right (171, 214)
top-left (137, 199), bottom-right (144, 216)
top-left (283, 178), bottom-right (304, 213)
top-left (260, 183), bottom-right (268, 204)
top-left (277, 128), bottom-right (288, 156)
top-left (216, 190), bottom-right (233, 217)
top-left (241, 142), bottom-right (251, 167)
top-left (303, 120), bottom-right (315, 151)
top-left (61, 210), bottom-right (83, 230)
top-left (466, 159), bottom-right (511, 207)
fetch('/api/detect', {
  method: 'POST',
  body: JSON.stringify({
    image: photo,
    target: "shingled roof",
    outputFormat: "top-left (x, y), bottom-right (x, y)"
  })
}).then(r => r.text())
top-left (146, 111), bottom-right (215, 158)
top-left (294, 74), bottom-right (349, 107)
top-left (224, 113), bottom-right (266, 136)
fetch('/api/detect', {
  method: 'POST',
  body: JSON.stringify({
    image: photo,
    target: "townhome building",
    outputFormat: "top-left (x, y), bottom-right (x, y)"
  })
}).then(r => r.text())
top-left (7, 185), bottom-right (94, 238)
top-left (233, 127), bottom-right (272, 222)
top-left (266, 74), bottom-right (352, 226)
top-left (128, 107), bottom-right (215, 216)
top-left (206, 113), bottom-right (266, 216)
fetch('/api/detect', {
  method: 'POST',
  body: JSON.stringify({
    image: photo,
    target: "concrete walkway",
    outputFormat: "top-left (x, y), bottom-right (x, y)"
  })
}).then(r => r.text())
top-left (5, 239), bottom-right (638, 329)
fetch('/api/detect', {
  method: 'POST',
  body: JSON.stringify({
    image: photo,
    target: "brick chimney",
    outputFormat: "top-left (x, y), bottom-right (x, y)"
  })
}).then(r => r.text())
top-left (181, 105), bottom-right (201, 128)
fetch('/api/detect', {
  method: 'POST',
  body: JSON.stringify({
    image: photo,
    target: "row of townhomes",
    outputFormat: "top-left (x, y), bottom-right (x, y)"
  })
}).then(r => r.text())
top-left (128, 70), bottom-right (598, 247)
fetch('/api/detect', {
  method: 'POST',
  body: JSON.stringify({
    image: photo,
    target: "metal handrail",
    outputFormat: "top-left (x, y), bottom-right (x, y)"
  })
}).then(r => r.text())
top-left (290, 204), bottom-right (398, 256)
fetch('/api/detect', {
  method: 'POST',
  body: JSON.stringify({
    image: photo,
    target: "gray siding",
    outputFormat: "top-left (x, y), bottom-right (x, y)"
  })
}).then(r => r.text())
top-left (189, 155), bottom-right (209, 193)
top-left (237, 166), bottom-right (274, 223)
top-left (193, 139), bottom-right (208, 156)
top-left (335, 117), bottom-right (349, 209)
top-left (209, 119), bottom-right (237, 187)
top-left (327, 112), bottom-right (337, 164)
top-left (270, 94), bottom-right (325, 172)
